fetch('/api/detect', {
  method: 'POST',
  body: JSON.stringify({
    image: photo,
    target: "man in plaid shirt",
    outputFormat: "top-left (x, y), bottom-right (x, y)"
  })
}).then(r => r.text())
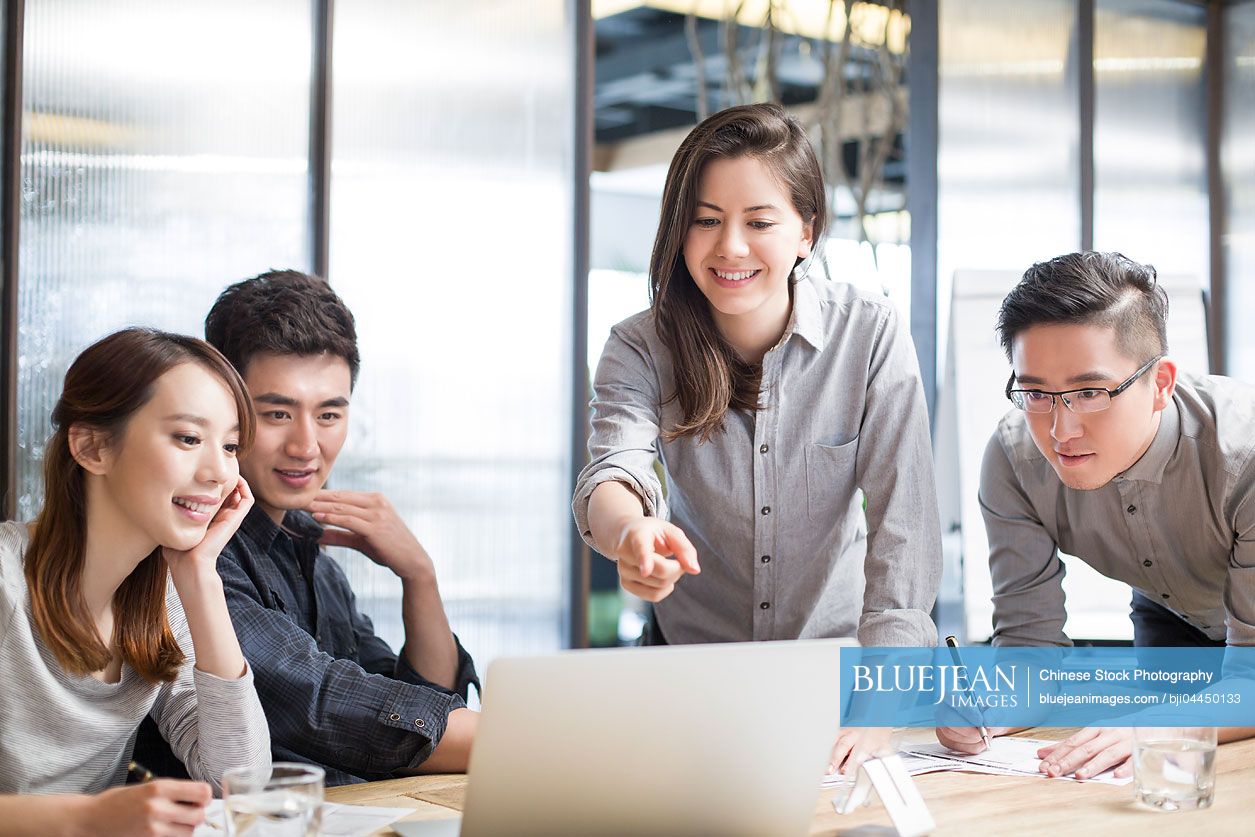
top-left (200, 269), bottom-right (478, 784)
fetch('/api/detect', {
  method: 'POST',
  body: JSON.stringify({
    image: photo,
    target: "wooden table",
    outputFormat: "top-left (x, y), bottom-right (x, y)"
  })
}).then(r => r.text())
top-left (326, 730), bottom-right (1255, 836)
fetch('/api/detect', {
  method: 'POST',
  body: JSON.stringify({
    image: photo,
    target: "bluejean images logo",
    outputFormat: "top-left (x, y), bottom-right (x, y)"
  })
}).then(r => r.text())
top-left (851, 663), bottom-right (1020, 709)
top-left (839, 647), bottom-right (1255, 728)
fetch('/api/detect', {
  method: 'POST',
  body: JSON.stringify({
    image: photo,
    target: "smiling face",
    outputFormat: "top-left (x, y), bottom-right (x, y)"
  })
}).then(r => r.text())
top-left (682, 155), bottom-right (813, 349)
top-left (1010, 323), bottom-right (1175, 490)
top-left (93, 362), bottom-right (241, 551)
top-left (238, 351), bottom-right (351, 522)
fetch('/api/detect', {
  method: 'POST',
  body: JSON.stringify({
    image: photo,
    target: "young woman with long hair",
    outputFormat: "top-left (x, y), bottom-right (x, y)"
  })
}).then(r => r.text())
top-left (0, 328), bottom-right (271, 835)
top-left (573, 103), bottom-right (943, 775)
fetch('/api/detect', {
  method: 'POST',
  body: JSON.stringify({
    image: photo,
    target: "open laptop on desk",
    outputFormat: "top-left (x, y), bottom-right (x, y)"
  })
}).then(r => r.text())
top-left (450, 638), bottom-right (850, 837)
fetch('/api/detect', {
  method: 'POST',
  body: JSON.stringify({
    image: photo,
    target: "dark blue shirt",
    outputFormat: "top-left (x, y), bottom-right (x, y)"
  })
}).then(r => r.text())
top-left (217, 505), bottom-right (479, 785)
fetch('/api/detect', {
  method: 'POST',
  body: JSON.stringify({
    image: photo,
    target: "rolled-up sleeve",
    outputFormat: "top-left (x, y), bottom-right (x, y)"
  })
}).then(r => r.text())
top-left (979, 430), bottom-right (1071, 647)
top-left (352, 598), bottom-right (481, 700)
top-left (218, 559), bottom-right (463, 776)
top-left (572, 323), bottom-right (668, 553)
top-left (854, 305), bottom-right (942, 646)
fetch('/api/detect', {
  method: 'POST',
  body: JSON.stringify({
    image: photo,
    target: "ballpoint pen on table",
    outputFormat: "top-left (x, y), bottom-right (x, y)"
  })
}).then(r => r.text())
top-left (944, 635), bottom-right (991, 751)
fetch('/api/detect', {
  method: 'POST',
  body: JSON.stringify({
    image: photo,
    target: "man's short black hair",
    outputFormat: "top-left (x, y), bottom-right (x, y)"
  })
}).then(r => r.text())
top-left (997, 251), bottom-right (1168, 364)
top-left (205, 269), bottom-right (361, 387)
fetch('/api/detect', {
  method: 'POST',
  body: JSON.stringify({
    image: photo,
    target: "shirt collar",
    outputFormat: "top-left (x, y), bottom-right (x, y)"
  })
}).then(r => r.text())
top-left (282, 508), bottom-right (326, 543)
top-left (783, 274), bottom-right (825, 352)
top-left (237, 503), bottom-right (324, 551)
top-left (1118, 396), bottom-right (1180, 485)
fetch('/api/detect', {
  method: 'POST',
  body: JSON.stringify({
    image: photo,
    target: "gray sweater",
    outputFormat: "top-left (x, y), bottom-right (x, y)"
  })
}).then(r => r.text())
top-left (0, 521), bottom-right (270, 794)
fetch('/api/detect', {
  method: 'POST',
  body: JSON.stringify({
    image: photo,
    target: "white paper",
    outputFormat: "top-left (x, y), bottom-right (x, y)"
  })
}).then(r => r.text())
top-left (322, 803), bottom-right (415, 836)
top-left (195, 799), bottom-right (413, 837)
top-left (821, 751), bottom-right (964, 787)
top-left (901, 737), bottom-right (1133, 786)
top-left (194, 801), bottom-right (226, 835)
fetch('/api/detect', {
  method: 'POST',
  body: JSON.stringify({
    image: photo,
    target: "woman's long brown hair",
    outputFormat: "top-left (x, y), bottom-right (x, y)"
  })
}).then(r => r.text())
top-left (24, 328), bottom-right (254, 683)
top-left (650, 103), bottom-right (828, 443)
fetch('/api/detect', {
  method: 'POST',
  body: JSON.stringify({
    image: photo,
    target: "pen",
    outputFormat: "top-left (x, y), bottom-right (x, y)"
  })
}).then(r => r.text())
top-left (944, 635), bottom-right (991, 751)
top-left (129, 760), bottom-right (221, 828)
top-left (127, 760), bottom-right (156, 784)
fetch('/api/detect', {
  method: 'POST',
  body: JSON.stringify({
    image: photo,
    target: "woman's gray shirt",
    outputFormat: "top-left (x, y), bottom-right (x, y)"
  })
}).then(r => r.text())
top-left (0, 521), bottom-right (271, 794)
top-left (573, 276), bottom-right (942, 646)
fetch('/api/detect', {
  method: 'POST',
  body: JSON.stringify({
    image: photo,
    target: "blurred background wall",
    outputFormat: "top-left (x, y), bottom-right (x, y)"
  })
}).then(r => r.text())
top-left (0, 0), bottom-right (576, 692)
top-left (0, 0), bottom-right (1251, 658)
top-left (584, 0), bottom-right (1250, 646)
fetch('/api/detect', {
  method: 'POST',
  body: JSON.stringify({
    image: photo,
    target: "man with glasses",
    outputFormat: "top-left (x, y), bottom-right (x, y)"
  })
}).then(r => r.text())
top-left (938, 251), bottom-right (1255, 777)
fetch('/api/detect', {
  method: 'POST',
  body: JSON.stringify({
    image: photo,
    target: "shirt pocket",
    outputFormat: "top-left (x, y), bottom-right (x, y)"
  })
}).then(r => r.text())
top-left (805, 438), bottom-right (859, 521)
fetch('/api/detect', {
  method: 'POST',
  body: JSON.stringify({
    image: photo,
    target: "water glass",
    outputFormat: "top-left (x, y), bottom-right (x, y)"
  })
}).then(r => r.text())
top-left (222, 762), bottom-right (325, 836)
top-left (1132, 727), bottom-right (1217, 812)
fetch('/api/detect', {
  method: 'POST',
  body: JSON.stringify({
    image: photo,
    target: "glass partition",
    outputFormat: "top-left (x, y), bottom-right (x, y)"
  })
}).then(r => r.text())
top-left (16, 0), bottom-right (311, 518)
top-left (1093, 0), bottom-right (1206, 311)
top-left (1225, 2), bottom-right (1255, 381)
top-left (329, 0), bottom-right (575, 678)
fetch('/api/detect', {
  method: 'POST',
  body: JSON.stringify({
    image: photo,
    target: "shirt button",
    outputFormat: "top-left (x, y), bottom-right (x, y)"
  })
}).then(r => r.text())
top-left (415, 719), bottom-right (426, 729)
top-left (761, 506), bottom-right (771, 516)
top-left (389, 713), bottom-right (400, 721)
top-left (760, 602), bottom-right (770, 610)
top-left (761, 555), bottom-right (771, 564)
top-left (1161, 593), bottom-right (1170, 599)
top-left (760, 444), bottom-right (769, 454)
top-left (1127, 505), bottom-right (1137, 514)
top-left (1143, 560), bottom-right (1153, 567)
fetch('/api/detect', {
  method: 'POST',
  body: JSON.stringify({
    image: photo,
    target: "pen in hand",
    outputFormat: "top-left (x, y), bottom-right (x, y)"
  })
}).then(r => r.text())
top-left (944, 635), bottom-right (991, 751)
top-left (126, 760), bottom-right (156, 784)
top-left (128, 760), bottom-right (218, 826)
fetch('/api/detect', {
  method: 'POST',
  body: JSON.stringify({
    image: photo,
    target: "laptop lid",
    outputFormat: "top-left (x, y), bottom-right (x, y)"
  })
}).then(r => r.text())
top-left (460, 638), bottom-right (849, 837)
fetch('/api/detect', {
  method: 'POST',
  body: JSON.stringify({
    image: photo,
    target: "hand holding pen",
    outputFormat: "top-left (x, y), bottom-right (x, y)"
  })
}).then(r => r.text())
top-left (934, 636), bottom-right (1019, 755)
top-left (944, 636), bottom-right (991, 749)
top-left (74, 760), bottom-right (216, 835)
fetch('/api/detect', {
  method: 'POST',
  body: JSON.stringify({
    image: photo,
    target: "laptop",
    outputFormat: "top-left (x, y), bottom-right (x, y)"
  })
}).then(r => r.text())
top-left (447, 638), bottom-right (849, 836)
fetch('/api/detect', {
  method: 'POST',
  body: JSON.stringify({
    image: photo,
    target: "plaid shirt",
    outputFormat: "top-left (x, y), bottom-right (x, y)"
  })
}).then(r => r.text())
top-left (217, 505), bottom-right (479, 785)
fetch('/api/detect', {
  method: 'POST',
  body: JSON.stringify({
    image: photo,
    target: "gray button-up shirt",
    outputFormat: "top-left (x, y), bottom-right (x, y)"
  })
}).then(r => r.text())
top-left (981, 372), bottom-right (1255, 646)
top-left (573, 276), bottom-right (941, 646)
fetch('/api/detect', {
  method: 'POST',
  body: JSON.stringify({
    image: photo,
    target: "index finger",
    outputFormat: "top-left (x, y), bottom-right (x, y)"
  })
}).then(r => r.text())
top-left (660, 523), bottom-right (700, 574)
top-left (314, 489), bottom-right (372, 508)
top-left (231, 475), bottom-right (254, 510)
top-left (626, 529), bottom-right (656, 577)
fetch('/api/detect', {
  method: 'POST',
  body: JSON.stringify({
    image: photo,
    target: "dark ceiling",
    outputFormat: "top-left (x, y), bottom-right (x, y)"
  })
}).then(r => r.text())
top-left (593, 5), bottom-right (907, 186)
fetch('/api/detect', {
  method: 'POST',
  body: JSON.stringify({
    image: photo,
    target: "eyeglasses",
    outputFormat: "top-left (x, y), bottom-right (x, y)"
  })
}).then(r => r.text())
top-left (1005, 355), bottom-right (1162, 414)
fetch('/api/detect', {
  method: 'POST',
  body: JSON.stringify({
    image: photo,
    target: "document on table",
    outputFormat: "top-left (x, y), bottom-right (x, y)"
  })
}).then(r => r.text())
top-left (900, 737), bottom-right (1133, 786)
top-left (820, 737), bottom-right (1132, 788)
top-left (194, 799), bottom-right (414, 836)
top-left (820, 751), bottom-right (964, 787)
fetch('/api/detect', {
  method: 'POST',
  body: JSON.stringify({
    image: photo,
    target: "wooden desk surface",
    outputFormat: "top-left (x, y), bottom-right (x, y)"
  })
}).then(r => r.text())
top-left (325, 730), bottom-right (1255, 836)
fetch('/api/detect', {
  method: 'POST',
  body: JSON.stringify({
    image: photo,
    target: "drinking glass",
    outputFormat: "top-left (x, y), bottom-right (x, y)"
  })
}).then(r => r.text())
top-left (1132, 727), bottom-right (1217, 812)
top-left (222, 762), bottom-right (325, 836)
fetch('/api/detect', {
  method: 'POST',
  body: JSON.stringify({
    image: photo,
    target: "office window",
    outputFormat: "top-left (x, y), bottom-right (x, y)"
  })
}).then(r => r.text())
top-left (329, 0), bottom-right (575, 677)
top-left (16, 0), bottom-right (311, 518)
top-left (1226, 2), bottom-right (1255, 380)
top-left (1093, 0), bottom-right (1206, 296)
top-left (936, 0), bottom-right (1081, 640)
